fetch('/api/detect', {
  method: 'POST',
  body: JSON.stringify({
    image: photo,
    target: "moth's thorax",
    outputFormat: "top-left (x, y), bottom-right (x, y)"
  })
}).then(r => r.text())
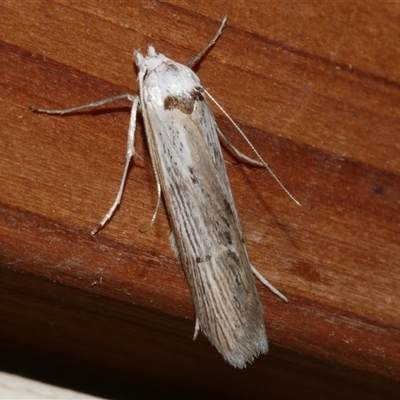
top-left (136, 45), bottom-right (202, 109)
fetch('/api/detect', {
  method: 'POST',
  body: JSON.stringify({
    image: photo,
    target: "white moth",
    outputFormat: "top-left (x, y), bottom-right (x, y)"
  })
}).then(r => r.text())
top-left (30, 16), bottom-right (299, 368)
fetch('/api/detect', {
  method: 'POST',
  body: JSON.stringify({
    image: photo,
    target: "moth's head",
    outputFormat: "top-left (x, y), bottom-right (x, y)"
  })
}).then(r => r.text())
top-left (134, 45), bottom-right (168, 74)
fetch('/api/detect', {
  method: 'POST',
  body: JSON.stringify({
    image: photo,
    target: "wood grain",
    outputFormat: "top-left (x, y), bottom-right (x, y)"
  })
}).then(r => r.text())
top-left (1, 1), bottom-right (399, 398)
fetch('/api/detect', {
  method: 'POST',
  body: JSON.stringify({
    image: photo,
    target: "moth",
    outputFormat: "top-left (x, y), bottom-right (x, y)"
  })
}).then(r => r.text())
top-left (30, 15), bottom-right (299, 368)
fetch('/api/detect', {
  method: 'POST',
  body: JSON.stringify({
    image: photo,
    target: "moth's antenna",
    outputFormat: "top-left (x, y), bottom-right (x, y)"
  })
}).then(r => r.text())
top-left (205, 89), bottom-right (301, 206)
top-left (186, 15), bottom-right (228, 68)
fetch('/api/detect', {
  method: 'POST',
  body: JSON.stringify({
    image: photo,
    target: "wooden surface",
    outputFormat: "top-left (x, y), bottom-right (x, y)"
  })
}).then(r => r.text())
top-left (1, 1), bottom-right (399, 398)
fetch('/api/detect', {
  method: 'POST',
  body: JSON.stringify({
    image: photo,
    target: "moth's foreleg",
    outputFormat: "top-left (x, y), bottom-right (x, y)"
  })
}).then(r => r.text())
top-left (29, 93), bottom-right (135, 115)
top-left (186, 15), bottom-right (228, 68)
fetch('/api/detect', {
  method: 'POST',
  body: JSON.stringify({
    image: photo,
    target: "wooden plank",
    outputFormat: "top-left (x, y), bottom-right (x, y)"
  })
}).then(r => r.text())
top-left (1, 1), bottom-right (399, 397)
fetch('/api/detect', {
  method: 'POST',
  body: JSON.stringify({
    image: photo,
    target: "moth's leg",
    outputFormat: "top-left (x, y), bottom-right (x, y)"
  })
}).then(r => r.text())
top-left (29, 93), bottom-right (135, 115)
top-left (251, 265), bottom-right (288, 303)
top-left (186, 15), bottom-right (228, 68)
top-left (168, 231), bottom-right (179, 259)
top-left (216, 126), bottom-right (264, 167)
top-left (139, 167), bottom-right (162, 233)
top-left (193, 318), bottom-right (200, 340)
top-left (91, 95), bottom-right (140, 235)
top-left (168, 236), bottom-right (204, 339)
top-left (205, 89), bottom-right (301, 206)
